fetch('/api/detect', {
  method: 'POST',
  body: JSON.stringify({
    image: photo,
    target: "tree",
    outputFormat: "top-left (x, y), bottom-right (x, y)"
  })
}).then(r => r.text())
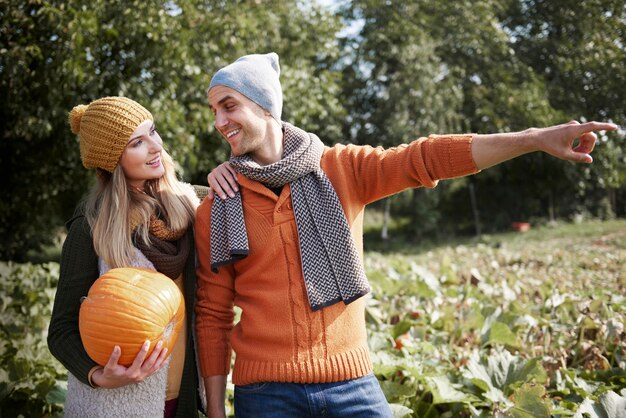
top-left (339, 0), bottom-right (625, 239)
top-left (1, 0), bottom-right (91, 261)
top-left (503, 0), bottom-right (626, 217)
top-left (178, 0), bottom-right (346, 184)
top-left (0, 0), bottom-right (346, 260)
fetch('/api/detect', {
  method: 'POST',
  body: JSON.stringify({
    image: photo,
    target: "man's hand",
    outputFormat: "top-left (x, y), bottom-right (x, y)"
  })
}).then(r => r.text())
top-left (526, 120), bottom-right (618, 164)
top-left (471, 120), bottom-right (619, 170)
top-left (207, 162), bottom-right (239, 200)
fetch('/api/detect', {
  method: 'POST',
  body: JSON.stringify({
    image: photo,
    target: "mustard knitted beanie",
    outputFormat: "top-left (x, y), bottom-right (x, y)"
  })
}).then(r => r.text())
top-left (69, 96), bottom-right (153, 173)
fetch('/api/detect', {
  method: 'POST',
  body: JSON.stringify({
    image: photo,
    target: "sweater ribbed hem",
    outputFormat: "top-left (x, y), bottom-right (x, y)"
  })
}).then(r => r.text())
top-left (231, 346), bottom-right (373, 385)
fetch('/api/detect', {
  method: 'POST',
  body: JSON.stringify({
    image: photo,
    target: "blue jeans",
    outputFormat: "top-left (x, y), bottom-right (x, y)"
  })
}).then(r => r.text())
top-left (234, 373), bottom-right (393, 417)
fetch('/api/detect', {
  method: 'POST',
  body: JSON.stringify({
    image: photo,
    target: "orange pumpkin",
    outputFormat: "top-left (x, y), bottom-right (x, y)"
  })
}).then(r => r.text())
top-left (79, 267), bottom-right (184, 367)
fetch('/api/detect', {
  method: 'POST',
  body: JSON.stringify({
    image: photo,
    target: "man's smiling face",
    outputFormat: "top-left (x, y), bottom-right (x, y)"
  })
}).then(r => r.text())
top-left (208, 85), bottom-right (272, 159)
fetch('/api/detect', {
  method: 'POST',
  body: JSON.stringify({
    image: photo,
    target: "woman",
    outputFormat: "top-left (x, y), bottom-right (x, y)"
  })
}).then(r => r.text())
top-left (48, 96), bottom-right (206, 417)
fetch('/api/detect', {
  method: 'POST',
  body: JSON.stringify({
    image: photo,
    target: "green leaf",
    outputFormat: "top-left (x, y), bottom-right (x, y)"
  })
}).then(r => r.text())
top-left (463, 348), bottom-right (547, 401)
top-left (392, 320), bottom-right (413, 339)
top-left (389, 403), bottom-right (414, 418)
top-left (424, 375), bottom-right (480, 404)
top-left (599, 391), bottom-right (626, 418)
top-left (45, 381), bottom-right (67, 404)
top-left (573, 390), bottom-right (626, 418)
top-left (379, 379), bottom-right (418, 401)
top-left (0, 380), bottom-right (15, 402)
top-left (508, 358), bottom-right (548, 388)
top-left (509, 384), bottom-right (552, 418)
top-left (483, 321), bottom-right (520, 349)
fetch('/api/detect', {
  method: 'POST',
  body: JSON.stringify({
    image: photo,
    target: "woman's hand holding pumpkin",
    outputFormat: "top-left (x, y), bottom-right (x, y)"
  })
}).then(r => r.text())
top-left (90, 340), bottom-right (168, 389)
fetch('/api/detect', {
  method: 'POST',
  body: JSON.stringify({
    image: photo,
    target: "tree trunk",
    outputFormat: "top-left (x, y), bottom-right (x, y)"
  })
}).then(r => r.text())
top-left (549, 189), bottom-right (555, 223)
top-left (381, 197), bottom-right (391, 241)
top-left (469, 182), bottom-right (481, 237)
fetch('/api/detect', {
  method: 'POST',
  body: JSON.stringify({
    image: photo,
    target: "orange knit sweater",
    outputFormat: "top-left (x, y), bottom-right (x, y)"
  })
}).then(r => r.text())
top-left (195, 134), bottom-right (478, 385)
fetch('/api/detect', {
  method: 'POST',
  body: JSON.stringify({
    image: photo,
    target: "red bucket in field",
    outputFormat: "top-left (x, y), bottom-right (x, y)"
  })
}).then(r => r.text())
top-left (511, 222), bottom-right (531, 232)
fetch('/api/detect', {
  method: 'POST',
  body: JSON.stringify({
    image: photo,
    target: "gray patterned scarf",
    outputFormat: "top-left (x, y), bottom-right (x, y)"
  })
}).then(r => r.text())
top-left (210, 123), bottom-right (370, 311)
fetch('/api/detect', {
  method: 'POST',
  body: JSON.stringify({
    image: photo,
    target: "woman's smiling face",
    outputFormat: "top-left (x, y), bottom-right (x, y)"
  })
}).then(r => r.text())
top-left (119, 119), bottom-right (165, 189)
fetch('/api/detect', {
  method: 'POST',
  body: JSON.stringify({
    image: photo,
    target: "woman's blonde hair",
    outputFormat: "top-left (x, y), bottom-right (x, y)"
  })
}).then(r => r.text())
top-left (84, 149), bottom-right (199, 268)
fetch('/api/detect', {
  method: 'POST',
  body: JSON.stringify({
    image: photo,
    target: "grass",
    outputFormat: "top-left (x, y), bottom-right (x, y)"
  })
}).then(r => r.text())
top-left (364, 212), bottom-right (626, 254)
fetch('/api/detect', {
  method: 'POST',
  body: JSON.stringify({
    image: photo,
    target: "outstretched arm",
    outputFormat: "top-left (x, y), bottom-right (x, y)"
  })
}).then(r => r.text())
top-left (471, 120), bottom-right (618, 170)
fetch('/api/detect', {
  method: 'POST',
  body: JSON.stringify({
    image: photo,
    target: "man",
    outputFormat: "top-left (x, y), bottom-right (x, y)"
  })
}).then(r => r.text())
top-left (195, 52), bottom-right (617, 417)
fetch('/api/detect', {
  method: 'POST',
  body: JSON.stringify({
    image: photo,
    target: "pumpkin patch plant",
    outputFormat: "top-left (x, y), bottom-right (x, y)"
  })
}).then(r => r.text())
top-left (78, 267), bottom-right (184, 366)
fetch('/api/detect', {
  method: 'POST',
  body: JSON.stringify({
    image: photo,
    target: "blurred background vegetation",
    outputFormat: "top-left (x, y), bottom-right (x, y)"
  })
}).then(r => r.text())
top-left (1, 0), bottom-right (625, 262)
top-left (1, 2), bottom-right (625, 416)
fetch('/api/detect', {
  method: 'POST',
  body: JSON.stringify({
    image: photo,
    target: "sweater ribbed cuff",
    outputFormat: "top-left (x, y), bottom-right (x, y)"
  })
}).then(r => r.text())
top-left (198, 348), bottom-right (233, 378)
top-left (87, 365), bottom-right (103, 388)
top-left (425, 134), bottom-right (479, 179)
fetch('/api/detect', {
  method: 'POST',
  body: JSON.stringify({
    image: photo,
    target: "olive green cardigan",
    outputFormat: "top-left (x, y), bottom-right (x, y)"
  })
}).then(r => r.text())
top-left (47, 208), bottom-right (202, 417)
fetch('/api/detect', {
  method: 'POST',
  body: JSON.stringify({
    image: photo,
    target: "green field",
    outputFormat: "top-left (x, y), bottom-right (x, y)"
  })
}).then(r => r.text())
top-left (1, 219), bottom-right (625, 417)
top-left (364, 219), bottom-right (626, 417)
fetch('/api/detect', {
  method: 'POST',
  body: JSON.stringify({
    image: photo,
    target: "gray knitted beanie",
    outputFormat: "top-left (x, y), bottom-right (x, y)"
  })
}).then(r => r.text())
top-left (208, 52), bottom-right (283, 123)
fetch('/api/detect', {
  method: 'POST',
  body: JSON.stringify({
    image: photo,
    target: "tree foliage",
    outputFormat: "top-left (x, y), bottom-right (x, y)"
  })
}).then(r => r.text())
top-left (0, 0), bottom-right (624, 260)
top-left (339, 0), bottom-right (625, 239)
top-left (504, 0), bottom-right (626, 218)
top-left (0, 0), bottom-right (343, 260)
